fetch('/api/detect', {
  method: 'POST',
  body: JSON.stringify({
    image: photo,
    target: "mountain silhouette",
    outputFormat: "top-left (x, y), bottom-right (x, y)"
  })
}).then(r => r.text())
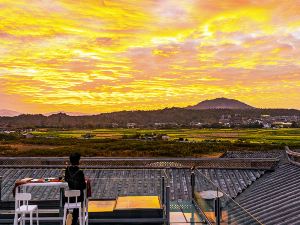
top-left (187, 98), bottom-right (254, 110)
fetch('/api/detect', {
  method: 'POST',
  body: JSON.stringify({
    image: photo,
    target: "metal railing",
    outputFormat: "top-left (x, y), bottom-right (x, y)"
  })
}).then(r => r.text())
top-left (0, 157), bottom-right (279, 170)
top-left (192, 169), bottom-right (262, 225)
top-left (0, 176), bottom-right (2, 204)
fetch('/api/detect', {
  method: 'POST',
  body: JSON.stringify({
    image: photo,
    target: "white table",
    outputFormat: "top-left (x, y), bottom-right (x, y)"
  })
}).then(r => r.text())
top-left (199, 190), bottom-right (224, 200)
top-left (18, 181), bottom-right (68, 190)
top-left (16, 182), bottom-right (69, 223)
top-left (199, 190), bottom-right (224, 213)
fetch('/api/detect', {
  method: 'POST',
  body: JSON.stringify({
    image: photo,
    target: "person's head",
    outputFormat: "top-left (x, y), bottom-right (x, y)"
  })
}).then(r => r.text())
top-left (69, 152), bottom-right (81, 166)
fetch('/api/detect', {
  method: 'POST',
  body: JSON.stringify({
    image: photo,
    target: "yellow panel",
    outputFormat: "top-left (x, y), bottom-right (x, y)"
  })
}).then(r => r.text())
top-left (115, 196), bottom-right (161, 210)
top-left (88, 200), bottom-right (116, 213)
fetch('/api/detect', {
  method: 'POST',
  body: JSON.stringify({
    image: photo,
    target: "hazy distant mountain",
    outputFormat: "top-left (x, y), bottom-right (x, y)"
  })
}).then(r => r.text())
top-left (0, 109), bottom-right (21, 117)
top-left (187, 98), bottom-right (255, 110)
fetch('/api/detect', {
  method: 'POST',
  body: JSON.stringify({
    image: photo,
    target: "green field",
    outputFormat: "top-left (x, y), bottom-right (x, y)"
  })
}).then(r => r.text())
top-left (32, 128), bottom-right (300, 146)
top-left (1, 128), bottom-right (300, 157)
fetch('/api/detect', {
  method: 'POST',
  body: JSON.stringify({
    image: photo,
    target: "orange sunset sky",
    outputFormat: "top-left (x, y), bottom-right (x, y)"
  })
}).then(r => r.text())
top-left (0, 0), bottom-right (300, 113)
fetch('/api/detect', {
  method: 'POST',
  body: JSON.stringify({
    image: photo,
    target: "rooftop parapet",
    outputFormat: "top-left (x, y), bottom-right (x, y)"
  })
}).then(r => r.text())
top-left (0, 157), bottom-right (279, 170)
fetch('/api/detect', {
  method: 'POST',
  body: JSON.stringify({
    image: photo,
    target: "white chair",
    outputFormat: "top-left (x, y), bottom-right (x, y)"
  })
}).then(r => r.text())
top-left (82, 189), bottom-right (89, 225)
top-left (14, 193), bottom-right (39, 225)
top-left (63, 190), bottom-right (83, 225)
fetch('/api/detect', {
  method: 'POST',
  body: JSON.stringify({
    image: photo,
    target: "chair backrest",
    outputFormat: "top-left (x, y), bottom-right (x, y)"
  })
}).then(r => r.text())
top-left (65, 190), bottom-right (80, 198)
top-left (15, 193), bottom-right (31, 210)
top-left (65, 190), bottom-right (81, 206)
top-left (16, 193), bottom-right (31, 201)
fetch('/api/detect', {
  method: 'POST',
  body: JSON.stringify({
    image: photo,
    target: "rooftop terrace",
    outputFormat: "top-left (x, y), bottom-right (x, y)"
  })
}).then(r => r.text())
top-left (0, 148), bottom-right (299, 224)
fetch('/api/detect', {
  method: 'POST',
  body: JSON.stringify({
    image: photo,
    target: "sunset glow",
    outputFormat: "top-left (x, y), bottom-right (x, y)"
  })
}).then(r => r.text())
top-left (1, 0), bottom-right (300, 113)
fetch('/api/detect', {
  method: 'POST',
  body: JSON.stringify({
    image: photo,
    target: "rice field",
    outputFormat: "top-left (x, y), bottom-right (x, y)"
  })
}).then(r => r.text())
top-left (31, 128), bottom-right (300, 146)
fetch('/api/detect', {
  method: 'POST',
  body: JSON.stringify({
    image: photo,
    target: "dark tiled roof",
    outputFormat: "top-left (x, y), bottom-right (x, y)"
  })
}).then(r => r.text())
top-left (0, 167), bottom-right (264, 202)
top-left (235, 163), bottom-right (300, 225)
top-left (197, 169), bottom-right (265, 198)
top-left (222, 150), bottom-right (284, 159)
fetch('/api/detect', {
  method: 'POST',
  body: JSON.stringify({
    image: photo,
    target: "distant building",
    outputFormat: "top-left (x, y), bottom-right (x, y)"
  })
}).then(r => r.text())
top-left (189, 122), bottom-right (203, 127)
top-left (23, 133), bottom-right (34, 139)
top-left (263, 123), bottom-right (272, 129)
top-left (161, 135), bottom-right (170, 141)
top-left (219, 114), bottom-right (232, 124)
top-left (272, 122), bottom-right (293, 128)
top-left (261, 115), bottom-right (270, 118)
top-left (221, 114), bottom-right (232, 119)
top-left (154, 122), bottom-right (178, 128)
top-left (127, 123), bottom-right (137, 128)
top-left (111, 123), bottom-right (119, 128)
top-left (82, 133), bottom-right (95, 139)
top-left (223, 123), bottom-right (231, 128)
top-left (154, 123), bottom-right (166, 127)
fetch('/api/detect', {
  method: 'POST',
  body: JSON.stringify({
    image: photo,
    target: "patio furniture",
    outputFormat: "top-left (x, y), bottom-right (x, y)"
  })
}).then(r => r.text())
top-left (14, 193), bottom-right (39, 225)
top-left (15, 181), bottom-right (68, 223)
top-left (63, 190), bottom-right (87, 225)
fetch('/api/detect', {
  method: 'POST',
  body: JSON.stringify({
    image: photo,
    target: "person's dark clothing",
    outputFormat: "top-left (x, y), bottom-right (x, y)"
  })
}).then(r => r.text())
top-left (65, 166), bottom-right (86, 225)
top-left (71, 209), bottom-right (79, 225)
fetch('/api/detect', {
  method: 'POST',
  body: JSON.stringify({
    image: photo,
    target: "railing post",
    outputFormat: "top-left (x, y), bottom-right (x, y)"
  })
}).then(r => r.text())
top-left (161, 176), bottom-right (165, 205)
top-left (166, 186), bottom-right (170, 225)
top-left (215, 188), bottom-right (221, 225)
top-left (191, 171), bottom-right (195, 199)
top-left (0, 176), bottom-right (2, 204)
top-left (59, 187), bottom-right (65, 225)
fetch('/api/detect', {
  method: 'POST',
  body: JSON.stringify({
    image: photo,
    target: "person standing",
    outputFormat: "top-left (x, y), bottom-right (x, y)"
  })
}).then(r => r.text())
top-left (65, 153), bottom-right (86, 225)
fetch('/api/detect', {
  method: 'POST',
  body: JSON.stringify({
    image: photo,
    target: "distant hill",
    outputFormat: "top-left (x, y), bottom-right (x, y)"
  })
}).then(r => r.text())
top-left (0, 108), bottom-right (299, 129)
top-left (44, 111), bottom-right (92, 116)
top-left (0, 109), bottom-right (21, 117)
top-left (187, 98), bottom-right (254, 110)
top-left (1, 98), bottom-right (299, 128)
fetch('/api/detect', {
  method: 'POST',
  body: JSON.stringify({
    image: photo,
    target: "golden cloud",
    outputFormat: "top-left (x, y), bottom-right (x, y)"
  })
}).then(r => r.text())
top-left (0, 0), bottom-right (300, 113)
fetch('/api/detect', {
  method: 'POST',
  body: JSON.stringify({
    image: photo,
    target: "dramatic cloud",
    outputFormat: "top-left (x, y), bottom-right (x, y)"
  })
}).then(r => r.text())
top-left (0, 0), bottom-right (300, 113)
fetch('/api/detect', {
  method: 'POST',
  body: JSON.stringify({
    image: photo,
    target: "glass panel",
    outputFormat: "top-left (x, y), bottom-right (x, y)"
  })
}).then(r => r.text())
top-left (170, 201), bottom-right (205, 224)
top-left (194, 169), bottom-right (262, 225)
top-left (88, 169), bottom-right (163, 199)
top-left (220, 192), bottom-right (261, 225)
